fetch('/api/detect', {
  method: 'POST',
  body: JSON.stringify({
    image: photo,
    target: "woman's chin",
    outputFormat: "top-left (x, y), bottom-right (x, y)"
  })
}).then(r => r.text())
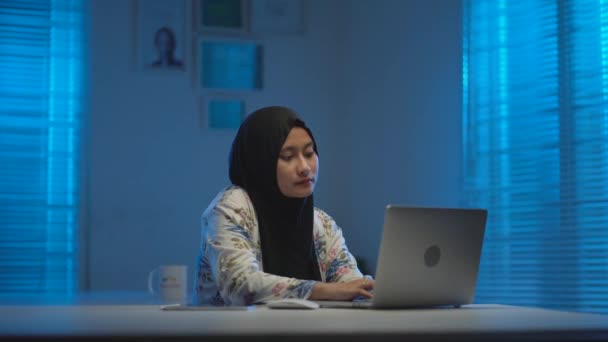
top-left (286, 187), bottom-right (314, 198)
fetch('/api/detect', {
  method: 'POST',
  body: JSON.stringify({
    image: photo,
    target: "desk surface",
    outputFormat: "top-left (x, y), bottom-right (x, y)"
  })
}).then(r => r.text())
top-left (1, 304), bottom-right (608, 341)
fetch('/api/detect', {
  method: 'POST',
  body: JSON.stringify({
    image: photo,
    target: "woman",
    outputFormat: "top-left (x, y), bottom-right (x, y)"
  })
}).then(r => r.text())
top-left (194, 106), bottom-right (373, 306)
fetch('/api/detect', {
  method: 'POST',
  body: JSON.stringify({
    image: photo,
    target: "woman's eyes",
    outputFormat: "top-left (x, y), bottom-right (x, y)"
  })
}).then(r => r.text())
top-left (280, 151), bottom-right (314, 162)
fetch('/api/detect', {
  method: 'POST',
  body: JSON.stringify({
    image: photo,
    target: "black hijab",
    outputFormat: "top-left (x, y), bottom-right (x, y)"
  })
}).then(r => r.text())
top-left (229, 106), bottom-right (322, 281)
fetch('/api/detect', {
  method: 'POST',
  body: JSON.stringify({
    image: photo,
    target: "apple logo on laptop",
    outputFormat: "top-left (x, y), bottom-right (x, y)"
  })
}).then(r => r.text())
top-left (424, 245), bottom-right (441, 267)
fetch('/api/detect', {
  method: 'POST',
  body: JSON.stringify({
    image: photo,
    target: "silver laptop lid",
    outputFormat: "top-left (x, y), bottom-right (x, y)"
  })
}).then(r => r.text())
top-left (372, 206), bottom-right (487, 309)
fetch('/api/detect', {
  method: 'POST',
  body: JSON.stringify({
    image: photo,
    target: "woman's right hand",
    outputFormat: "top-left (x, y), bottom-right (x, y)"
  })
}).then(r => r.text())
top-left (308, 278), bottom-right (375, 301)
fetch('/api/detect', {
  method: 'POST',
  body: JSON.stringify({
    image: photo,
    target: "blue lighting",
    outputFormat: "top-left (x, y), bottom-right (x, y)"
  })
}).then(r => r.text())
top-left (0, 0), bottom-right (87, 296)
top-left (464, 0), bottom-right (608, 314)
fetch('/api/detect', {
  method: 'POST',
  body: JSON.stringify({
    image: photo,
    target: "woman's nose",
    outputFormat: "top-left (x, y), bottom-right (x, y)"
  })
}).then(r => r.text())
top-left (297, 156), bottom-right (311, 176)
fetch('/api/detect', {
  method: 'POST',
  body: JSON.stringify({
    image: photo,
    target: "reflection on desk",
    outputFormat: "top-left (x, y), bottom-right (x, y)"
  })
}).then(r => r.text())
top-left (0, 291), bottom-right (157, 306)
top-left (0, 303), bottom-right (608, 341)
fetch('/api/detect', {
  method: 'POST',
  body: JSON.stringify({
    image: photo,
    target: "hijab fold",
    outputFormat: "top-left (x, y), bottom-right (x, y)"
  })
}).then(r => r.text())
top-left (229, 106), bottom-right (321, 281)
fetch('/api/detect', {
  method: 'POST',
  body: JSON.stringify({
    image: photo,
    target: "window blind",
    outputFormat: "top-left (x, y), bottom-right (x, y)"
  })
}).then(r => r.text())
top-left (464, 0), bottom-right (608, 313)
top-left (0, 0), bottom-right (86, 295)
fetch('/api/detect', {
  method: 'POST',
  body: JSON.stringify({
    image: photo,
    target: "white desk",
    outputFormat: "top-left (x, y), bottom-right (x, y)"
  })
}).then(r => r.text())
top-left (1, 304), bottom-right (608, 341)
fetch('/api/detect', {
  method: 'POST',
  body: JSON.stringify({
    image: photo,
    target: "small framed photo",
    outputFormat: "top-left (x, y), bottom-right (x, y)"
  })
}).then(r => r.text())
top-left (196, 38), bottom-right (263, 91)
top-left (135, 0), bottom-right (187, 71)
top-left (201, 96), bottom-right (246, 130)
top-left (250, 0), bottom-right (304, 34)
top-left (194, 0), bottom-right (249, 34)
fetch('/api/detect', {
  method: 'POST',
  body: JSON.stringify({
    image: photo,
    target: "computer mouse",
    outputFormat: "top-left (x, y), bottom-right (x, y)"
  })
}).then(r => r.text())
top-left (266, 298), bottom-right (320, 310)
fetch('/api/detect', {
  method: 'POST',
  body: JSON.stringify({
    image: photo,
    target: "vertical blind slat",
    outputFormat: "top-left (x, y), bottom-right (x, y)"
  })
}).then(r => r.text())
top-left (0, 0), bottom-right (85, 296)
top-left (464, 0), bottom-right (608, 314)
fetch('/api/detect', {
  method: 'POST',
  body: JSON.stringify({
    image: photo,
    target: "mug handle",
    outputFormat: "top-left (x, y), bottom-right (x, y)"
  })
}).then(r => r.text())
top-left (147, 268), bottom-right (158, 295)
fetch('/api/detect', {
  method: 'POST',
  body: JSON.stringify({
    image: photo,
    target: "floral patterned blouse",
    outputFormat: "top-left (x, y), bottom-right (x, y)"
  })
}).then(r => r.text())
top-left (194, 185), bottom-right (367, 306)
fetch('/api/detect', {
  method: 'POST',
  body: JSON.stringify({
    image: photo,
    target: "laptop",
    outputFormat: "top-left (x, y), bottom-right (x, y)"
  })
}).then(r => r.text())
top-left (315, 205), bottom-right (487, 309)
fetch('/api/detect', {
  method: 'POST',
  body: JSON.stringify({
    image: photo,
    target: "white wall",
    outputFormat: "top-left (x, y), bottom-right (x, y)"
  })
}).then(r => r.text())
top-left (87, 0), bottom-right (347, 291)
top-left (339, 0), bottom-right (464, 272)
top-left (86, 0), bottom-right (462, 290)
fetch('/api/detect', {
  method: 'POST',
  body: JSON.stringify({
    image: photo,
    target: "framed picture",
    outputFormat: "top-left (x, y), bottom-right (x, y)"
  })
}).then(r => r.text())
top-left (196, 38), bottom-right (263, 91)
top-left (201, 96), bottom-right (246, 129)
top-left (194, 0), bottom-right (249, 34)
top-left (250, 0), bottom-right (304, 34)
top-left (135, 0), bottom-right (187, 71)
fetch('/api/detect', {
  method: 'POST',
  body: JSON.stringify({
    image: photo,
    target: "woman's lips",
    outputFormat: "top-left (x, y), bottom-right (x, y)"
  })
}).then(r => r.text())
top-left (295, 178), bottom-right (314, 186)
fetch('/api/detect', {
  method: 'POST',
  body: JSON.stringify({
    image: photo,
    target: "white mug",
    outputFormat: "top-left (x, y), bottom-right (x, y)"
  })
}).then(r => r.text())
top-left (148, 265), bottom-right (187, 304)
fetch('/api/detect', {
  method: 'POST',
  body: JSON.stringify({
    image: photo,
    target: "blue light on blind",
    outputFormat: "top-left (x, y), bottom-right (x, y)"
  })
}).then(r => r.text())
top-left (464, 0), bottom-right (608, 314)
top-left (0, 0), bottom-right (87, 295)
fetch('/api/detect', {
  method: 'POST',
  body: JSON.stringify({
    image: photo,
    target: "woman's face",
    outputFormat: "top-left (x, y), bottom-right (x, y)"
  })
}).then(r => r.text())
top-left (156, 31), bottom-right (173, 56)
top-left (276, 127), bottom-right (318, 198)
